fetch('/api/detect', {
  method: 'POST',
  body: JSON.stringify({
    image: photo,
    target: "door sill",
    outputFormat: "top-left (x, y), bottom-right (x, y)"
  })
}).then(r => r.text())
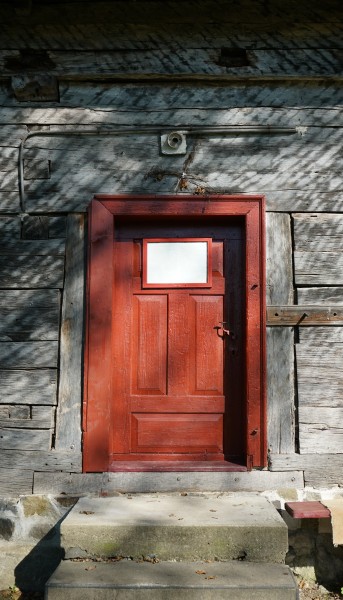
top-left (108, 461), bottom-right (247, 472)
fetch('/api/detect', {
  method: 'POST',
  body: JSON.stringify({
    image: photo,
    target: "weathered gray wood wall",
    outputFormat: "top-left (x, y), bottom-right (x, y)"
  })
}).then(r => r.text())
top-left (0, 0), bottom-right (342, 494)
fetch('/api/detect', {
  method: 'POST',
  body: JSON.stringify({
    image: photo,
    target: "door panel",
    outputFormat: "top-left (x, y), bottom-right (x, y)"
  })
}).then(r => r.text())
top-left (112, 227), bottom-right (228, 461)
top-left (132, 295), bottom-right (167, 395)
top-left (131, 414), bottom-right (223, 453)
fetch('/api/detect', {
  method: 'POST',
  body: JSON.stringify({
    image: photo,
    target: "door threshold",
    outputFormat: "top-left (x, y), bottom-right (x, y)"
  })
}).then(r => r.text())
top-left (108, 461), bottom-right (247, 473)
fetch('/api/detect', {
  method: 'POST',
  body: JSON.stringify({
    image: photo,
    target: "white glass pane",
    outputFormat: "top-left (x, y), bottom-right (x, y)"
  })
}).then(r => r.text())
top-left (147, 241), bottom-right (208, 284)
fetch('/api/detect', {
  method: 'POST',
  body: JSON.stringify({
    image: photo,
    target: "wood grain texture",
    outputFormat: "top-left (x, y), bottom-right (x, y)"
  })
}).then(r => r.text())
top-left (0, 468), bottom-right (33, 495)
top-left (2, 106), bottom-right (342, 126)
top-left (33, 472), bottom-right (103, 494)
top-left (56, 82), bottom-right (343, 110)
top-left (0, 427), bottom-right (51, 450)
top-left (294, 213), bottom-right (343, 251)
top-left (1, 449), bottom-right (82, 472)
top-left (55, 214), bottom-right (85, 453)
top-left (266, 213), bottom-right (293, 305)
top-left (0, 289), bottom-right (60, 341)
top-left (0, 342), bottom-right (58, 368)
top-left (295, 251), bottom-right (343, 285)
top-left (0, 192), bottom-right (20, 213)
top-left (0, 217), bottom-right (20, 238)
top-left (0, 406), bottom-right (54, 429)
top-left (0, 405), bottom-right (30, 419)
top-left (297, 329), bottom-right (343, 408)
top-left (103, 469), bottom-right (304, 493)
top-left (294, 215), bottom-right (343, 283)
top-left (267, 306), bottom-right (343, 326)
top-left (2, 48), bottom-right (342, 79)
top-left (297, 287), bottom-right (343, 304)
top-left (0, 256), bottom-right (64, 288)
top-left (0, 369), bottom-right (57, 405)
top-left (267, 328), bottom-right (295, 453)
top-left (34, 469), bottom-right (304, 494)
top-left (269, 453), bottom-right (343, 486)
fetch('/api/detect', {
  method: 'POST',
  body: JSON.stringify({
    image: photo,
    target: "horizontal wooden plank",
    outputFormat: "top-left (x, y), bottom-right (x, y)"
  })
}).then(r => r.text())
top-left (49, 216), bottom-right (67, 238)
top-left (0, 239), bottom-right (65, 255)
top-left (23, 189), bottom-right (343, 215)
top-left (0, 427), bottom-right (51, 450)
top-left (0, 192), bottom-right (21, 213)
top-left (0, 342), bottom-right (58, 368)
top-left (1, 449), bottom-right (82, 472)
top-left (0, 256), bottom-right (64, 288)
top-left (57, 82), bottom-right (343, 110)
top-left (33, 469), bottom-right (304, 494)
top-left (269, 455), bottom-right (343, 490)
top-left (1, 106), bottom-right (342, 126)
top-left (0, 406), bottom-right (54, 429)
top-left (0, 217), bottom-right (20, 238)
top-left (0, 0), bottom-right (341, 25)
top-left (103, 470), bottom-right (304, 493)
top-left (294, 213), bottom-right (343, 251)
top-left (0, 468), bottom-right (33, 494)
top-left (33, 472), bottom-right (104, 494)
top-left (0, 289), bottom-right (60, 341)
top-left (296, 335), bottom-right (343, 408)
top-left (2, 48), bottom-right (342, 79)
top-left (294, 251), bottom-right (343, 285)
top-left (298, 327), bottom-right (343, 343)
top-left (299, 406), bottom-right (343, 427)
top-left (269, 453), bottom-right (343, 472)
top-left (0, 369), bottom-right (57, 405)
top-left (297, 287), bottom-right (343, 304)
top-left (0, 405), bottom-right (30, 419)
top-left (267, 306), bottom-right (343, 326)
top-left (0, 125), bottom-right (28, 146)
top-left (299, 423), bottom-right (343, 454)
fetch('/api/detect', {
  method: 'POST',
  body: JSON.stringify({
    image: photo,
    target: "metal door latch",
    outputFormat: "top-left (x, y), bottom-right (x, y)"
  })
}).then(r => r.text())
top-left (214, 322), bottom-right (231, 338)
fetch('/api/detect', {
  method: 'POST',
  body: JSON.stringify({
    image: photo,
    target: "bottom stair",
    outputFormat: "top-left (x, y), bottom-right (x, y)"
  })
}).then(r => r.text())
top-left (45, 559), bottom-right (299, 599)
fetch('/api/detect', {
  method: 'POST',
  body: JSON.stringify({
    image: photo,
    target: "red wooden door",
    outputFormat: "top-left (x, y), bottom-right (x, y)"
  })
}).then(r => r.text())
top-left (83, 195), bottom-right (266, 473)
top-left (110, 219), bottom-right (243, 464)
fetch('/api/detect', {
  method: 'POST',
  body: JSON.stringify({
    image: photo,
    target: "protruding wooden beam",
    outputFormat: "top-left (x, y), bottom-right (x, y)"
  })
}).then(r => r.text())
top-left (267, 305), bottom-right (343, 326)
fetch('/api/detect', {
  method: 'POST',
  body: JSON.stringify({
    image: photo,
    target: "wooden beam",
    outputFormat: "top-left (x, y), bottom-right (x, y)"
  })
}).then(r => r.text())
top-left (55, 214), bottom-right (85, 454)
top-left (267, 305), bottom-right (343, 326)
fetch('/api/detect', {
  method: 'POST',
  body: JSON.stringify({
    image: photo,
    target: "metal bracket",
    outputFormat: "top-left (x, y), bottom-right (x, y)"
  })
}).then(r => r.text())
top-left (161, 131), bottom-right (187, 155)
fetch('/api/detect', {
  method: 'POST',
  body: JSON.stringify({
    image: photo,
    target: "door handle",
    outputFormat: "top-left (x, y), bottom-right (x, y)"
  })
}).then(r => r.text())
top-left (214, 322), bottom-right (231, 339)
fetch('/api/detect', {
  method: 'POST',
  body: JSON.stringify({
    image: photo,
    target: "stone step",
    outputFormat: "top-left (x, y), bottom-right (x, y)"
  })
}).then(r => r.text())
top-left (45, 560), bottom-right (299, 599)
top-left (61, 494), bottom-right (288, 563)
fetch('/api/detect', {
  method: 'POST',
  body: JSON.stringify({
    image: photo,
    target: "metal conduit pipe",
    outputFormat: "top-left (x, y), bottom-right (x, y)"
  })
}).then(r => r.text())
top-left (18, 125), bottom-right (297, 213)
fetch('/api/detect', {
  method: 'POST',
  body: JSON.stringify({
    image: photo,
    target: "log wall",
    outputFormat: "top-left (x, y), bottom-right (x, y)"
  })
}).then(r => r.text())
top-left (0, 0), bottom-right (342, 494)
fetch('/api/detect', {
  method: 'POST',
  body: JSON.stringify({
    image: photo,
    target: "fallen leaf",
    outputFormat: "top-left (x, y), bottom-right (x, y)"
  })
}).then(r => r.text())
top-left (205, 576), bottom-right (216, 580)
top-left (210, 509), bottom-right (217, 512)
top-left (85, 566), bottom-right (96, 571)
top-left (195, 570), bottom-right (206, 575)
top-left (79, 511), bottom-right (95, 515)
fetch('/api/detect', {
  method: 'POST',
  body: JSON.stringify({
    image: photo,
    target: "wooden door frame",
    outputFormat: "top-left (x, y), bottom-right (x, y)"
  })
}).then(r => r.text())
top-left (83, 194), bottom-right (266, 472)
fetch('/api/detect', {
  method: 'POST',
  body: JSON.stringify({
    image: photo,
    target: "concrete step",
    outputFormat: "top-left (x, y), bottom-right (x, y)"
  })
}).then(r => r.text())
top-left (61, 494), bottom-right (288, 563)
top-left (45, 560), bottom-right (299, 599)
